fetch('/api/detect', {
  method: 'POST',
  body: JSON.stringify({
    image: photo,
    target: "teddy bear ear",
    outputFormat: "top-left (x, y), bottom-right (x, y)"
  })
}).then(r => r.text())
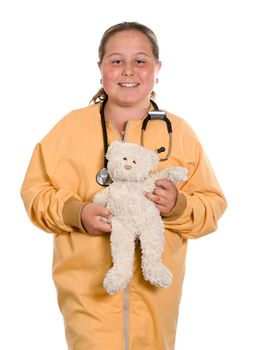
top-left (106, 141), bottom-right (123, 160)
top-left (152, 153), bottom-right (160, 169)
top-left (145, 149), bottom-right (160, 170)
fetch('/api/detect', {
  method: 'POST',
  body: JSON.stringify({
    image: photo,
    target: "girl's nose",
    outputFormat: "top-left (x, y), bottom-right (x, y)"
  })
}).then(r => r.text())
top-left (122, 63), bottom-right (134, 77)
top-left (122, 71), bottom-right (134, 76)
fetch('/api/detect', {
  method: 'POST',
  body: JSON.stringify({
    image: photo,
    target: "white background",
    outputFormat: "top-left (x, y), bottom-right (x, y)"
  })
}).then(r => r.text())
top-left (1, 0), bottom-right (257, 349)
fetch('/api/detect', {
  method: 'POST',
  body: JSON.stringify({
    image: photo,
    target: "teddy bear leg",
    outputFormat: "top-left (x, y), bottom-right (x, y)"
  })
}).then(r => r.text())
top-left (104, 218), bottom-right (135, 295)
top-left (140, 223), bottom-right (173, 288)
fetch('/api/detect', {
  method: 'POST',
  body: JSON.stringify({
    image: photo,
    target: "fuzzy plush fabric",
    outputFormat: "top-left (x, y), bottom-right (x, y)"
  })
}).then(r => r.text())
top-left (93, 141), bottom-right (188, 295)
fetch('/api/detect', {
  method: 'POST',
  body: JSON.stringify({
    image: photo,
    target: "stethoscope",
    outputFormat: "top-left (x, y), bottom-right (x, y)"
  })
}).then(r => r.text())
top-left (96, 98), bottom-right (173, 186)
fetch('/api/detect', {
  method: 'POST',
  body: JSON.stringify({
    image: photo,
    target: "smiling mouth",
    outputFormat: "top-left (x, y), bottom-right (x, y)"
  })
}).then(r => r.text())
top-left (118, 83), bottom-right (140, 88)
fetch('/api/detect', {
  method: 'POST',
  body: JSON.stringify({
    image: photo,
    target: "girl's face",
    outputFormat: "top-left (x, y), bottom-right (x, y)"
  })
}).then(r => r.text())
top-left (99, 30), bottom-right (161, 107)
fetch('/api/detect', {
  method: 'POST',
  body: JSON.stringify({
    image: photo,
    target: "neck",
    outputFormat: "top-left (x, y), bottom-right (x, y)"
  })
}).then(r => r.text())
top-left (104, 100), bottom-right (151, 131)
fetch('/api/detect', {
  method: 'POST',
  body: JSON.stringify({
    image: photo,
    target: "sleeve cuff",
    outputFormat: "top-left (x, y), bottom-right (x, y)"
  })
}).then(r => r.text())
top-left (62, 196), bottom-right (88, 233)
top-left (162, 191), bottom-right (187, 221)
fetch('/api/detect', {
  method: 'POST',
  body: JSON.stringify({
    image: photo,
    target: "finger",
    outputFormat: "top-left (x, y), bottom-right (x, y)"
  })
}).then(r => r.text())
top-left (95, 206), bottom-right (111, 218)
top-left (92, 217), bottom-right (112, 234)
top-left (153, 187), bottom-right (177, 204)
top-left (97, 222), bottom-right (112, 233)
top-left (155, 204), bottom-right (171, 214)
top-left (97, 216), bottom-right (112, 225)
top-left (155, 181), bottom-right (177, 198)
top-left (145, 192), bottom-right (173, 214)
top-left (155, 178), bottom-right (173, 189)
top-left (145, 192), bottom-right (166, 206)
top-left (153, 187), bottom-right (168, 198)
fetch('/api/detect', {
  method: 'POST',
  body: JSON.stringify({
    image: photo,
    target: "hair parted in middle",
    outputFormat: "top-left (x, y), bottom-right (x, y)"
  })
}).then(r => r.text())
top-left (90, 22), bottom-right (160, 104)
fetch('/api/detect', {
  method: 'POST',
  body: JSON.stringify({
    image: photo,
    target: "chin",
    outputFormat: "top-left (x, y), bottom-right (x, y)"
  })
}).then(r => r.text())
top-left (115, 94), bottom-right (148, 107)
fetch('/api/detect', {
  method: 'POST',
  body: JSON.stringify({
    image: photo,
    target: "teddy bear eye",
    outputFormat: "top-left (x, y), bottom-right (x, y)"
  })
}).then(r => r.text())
top-left (123, 157), bottom-right (127, 161)
top-left (133, 160), bottom-right (136, 164)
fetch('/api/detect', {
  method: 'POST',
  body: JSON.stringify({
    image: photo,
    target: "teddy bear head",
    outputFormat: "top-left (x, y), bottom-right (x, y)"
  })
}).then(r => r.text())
top-left (106, 141), bottom-right (160, 182)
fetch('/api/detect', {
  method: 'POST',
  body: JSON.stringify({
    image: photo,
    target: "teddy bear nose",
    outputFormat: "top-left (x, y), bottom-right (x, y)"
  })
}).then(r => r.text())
top-left (124, 165), bottom-right (132, 170)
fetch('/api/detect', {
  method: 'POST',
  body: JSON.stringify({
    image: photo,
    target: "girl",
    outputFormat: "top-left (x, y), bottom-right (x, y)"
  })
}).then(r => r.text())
top-left (21, 22), bottom-right (227, 350)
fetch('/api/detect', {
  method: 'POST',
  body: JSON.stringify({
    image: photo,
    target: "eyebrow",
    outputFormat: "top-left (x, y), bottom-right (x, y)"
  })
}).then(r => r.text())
top-left (107, 52), bottom-right (151, 58)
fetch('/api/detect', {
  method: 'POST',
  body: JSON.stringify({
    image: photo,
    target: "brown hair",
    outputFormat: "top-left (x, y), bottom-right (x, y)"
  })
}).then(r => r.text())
top-left (90, 22), bottom-right (160, 104)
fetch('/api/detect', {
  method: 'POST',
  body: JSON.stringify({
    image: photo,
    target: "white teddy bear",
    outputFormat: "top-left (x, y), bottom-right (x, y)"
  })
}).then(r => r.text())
top-left (93, 141), bottom-right (188, 295)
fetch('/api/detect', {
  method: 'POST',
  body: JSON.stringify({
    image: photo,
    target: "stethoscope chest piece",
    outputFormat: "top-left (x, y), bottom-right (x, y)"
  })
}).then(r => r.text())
top-left (96, 167), bottom-right (112, 187)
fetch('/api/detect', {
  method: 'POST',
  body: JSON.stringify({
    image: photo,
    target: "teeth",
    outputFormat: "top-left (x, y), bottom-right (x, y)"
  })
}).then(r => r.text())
top-left (119, 83), bottom-right (139, 87)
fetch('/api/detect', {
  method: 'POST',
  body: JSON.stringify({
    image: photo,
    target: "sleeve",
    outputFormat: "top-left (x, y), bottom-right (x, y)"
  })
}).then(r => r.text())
top-left (20, 116), bottom-right (87, 235)
top-left (162, 140), bottom-right (227, 240)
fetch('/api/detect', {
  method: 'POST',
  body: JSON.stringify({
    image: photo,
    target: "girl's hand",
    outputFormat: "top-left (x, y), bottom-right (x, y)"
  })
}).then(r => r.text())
top-left (81, 203), bottom-right (112, 235)
top-left (145, 179), bottom-right (178, 214)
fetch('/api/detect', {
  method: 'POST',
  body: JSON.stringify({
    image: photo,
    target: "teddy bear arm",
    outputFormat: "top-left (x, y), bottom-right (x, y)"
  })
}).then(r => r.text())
top-left (167, 167), bottom-right (188, 185)
top-left (143, 177), bottom-right (156, 192)
top-left (93, 188), bottom-right (109, 207)
top-left (152, 169), bottom-right (170, 181)
top-left (153, 167), bottom-right (188, 185)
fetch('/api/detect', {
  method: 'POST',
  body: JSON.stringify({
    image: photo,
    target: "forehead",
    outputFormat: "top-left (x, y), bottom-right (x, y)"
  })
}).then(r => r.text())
top-left (104, 30), bottom-right (153, 56)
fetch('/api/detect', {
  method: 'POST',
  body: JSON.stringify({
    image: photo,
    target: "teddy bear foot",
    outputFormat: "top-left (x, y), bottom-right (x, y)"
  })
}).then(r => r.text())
top-left (103, 267), bottom-right (132, 295)
top-left (142, 263), bottom-right (173, 288)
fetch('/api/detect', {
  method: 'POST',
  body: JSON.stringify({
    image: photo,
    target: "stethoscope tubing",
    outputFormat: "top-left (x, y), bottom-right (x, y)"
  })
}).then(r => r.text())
top-left (96, 98), bottom-right (173, 186)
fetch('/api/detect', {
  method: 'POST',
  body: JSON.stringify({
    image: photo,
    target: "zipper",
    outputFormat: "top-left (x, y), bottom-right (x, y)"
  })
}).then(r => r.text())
top-left (123, 285), bottom-right (129, 350)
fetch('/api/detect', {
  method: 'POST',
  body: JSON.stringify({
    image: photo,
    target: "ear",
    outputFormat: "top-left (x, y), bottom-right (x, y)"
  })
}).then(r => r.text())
top-left (146, 149), bottom-right (160, 170)
top-left (106, 141), bottom-right (123, 160)
top-left (156, 61), bottom-right (162, 75)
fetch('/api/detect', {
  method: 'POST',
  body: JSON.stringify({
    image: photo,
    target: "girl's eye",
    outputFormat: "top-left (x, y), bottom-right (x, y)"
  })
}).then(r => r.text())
top-left (133, 160), bottom-right (136, 164)
top-left (112, 60), bottom-right (122, 64)
top-left (136, 60), bottom-right (145, 65)
top-left (123, 157), bottom-right (127, 161)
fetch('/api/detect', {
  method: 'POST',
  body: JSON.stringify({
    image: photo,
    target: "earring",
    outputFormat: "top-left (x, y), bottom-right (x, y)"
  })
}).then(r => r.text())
top-left (156, 78), bottom-right (159, 84)
top-left (100, 78), bottom-right (103, 85)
